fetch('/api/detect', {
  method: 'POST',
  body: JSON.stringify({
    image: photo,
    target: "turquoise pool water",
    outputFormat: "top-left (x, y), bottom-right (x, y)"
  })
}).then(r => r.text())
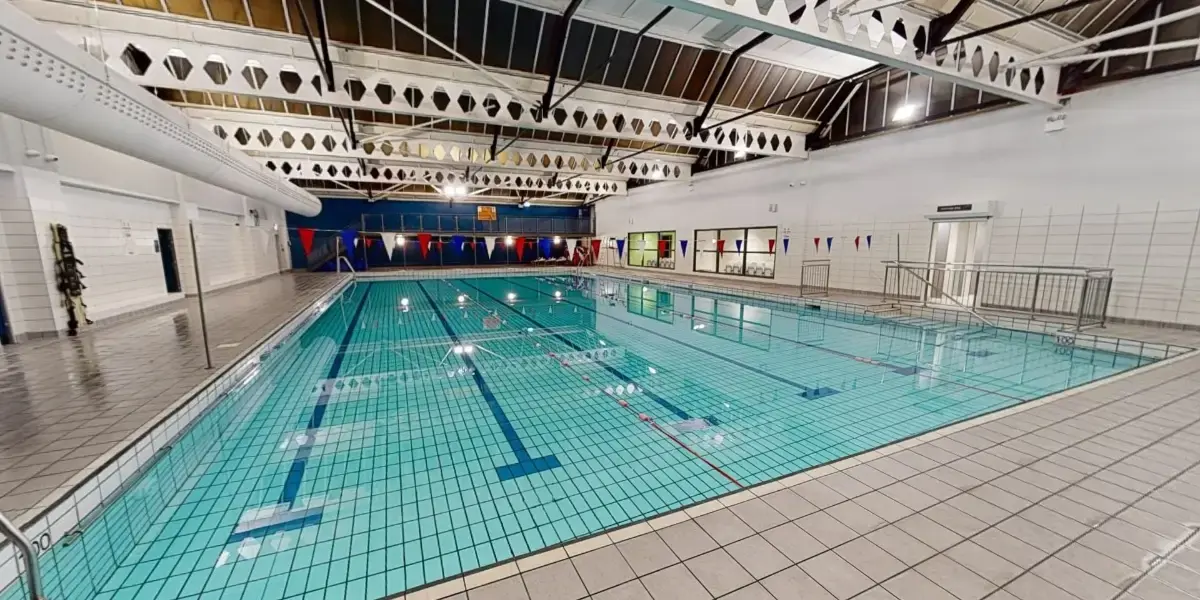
top-left (11, 274), bottom-right (1155, 600)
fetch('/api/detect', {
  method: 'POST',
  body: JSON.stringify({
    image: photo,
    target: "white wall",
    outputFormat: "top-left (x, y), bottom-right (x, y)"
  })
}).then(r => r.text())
top-left (0, 117), bottom-right (288, 338)
top-left (597, 69), bottom-right (1200, 326)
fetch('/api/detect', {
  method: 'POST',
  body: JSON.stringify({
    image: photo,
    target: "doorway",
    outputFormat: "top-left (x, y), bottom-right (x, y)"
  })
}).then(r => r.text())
top-left (926, 219), bottom-right (988, 307)
top-left (157, 228), bottom-right (182, 293)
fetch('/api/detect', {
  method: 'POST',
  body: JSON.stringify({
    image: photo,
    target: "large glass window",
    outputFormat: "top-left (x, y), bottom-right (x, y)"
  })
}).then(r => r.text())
top-left (694, 227), bottom-right (777, 278)
top-left (627, 230), bottom-right (676, 269)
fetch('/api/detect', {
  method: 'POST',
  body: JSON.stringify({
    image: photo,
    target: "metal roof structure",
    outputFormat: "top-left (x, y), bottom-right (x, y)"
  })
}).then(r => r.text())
top-left (12, 0), bottom-right (1181, 206)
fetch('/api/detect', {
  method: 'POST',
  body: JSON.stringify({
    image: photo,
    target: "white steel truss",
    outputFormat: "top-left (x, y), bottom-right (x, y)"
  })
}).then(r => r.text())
top-left (64, 25), bottom-right (809, 157)
top-left (263, 158), bottom-right (628, 196)
top-left (649, 0), bottom-right (1062, 106)
top-left (200, 119), bottom-right (690, 180)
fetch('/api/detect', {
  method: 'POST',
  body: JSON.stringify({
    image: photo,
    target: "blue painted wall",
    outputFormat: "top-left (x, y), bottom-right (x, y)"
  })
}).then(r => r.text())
top-left (285, 199), bottom-right (591, 270)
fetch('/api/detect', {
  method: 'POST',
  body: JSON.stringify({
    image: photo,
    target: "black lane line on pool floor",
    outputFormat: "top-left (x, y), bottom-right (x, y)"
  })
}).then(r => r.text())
top-left (446, 278), bottom-right (743, 489)
top-left (414, 280), bottom-right (561, 481)
top-left (228, 283), bottom-right (373, 543)
top-left (458, 279), bottom-right (714, 424)
top-left (534, 277), bottom-right (1026, 403)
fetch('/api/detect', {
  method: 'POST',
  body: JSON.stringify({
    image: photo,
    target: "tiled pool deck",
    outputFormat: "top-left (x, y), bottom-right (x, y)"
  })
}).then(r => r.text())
top-left (2, 269), bottom-right (1199, 600)
top-left (0, 273), bottom-right (341, 522)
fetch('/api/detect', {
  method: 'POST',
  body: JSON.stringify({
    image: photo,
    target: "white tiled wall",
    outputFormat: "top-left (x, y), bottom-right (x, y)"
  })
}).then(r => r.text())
top-left (0, 117), bottom-right (287, 337)
top-left (597, 69), bottom-right (1200, 326)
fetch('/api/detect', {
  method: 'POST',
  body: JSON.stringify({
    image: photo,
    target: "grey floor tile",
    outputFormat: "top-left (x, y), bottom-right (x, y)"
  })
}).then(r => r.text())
top-left (760, 566), bottom-right (836, 600)
top-left (827, 500), bottom-right (886, 535)
top-left (469, 575), bottom-right (530, 600)
top-left (944, 541), bottom-right (1022, 586)
top-left (799, 550), bottom-right (873, 599)
top-left (1153, 562), bottom-right (1200, 597)
top-left (834, 537), bottom-right (906, 583)
top-left (1019, 504), bottom-right (1091, 539)
top-left (523, 560), bottom-right (588, 600)
top-left (795, 511), bottom-right (859, 548)
top-left (791, 480), bottom-right (848, 509)
top-left (865, 525), bottom-right (937, 566)
top-left (854, 587), bottom-right (901, 600)
top-left (617, 533), bottom-right (680, 577)
top-left (761, 522), bottom-right (826, 563)
top-left (996, 516), bottom-right (1071, 554)
top-left (1032, 557), bottom-right (1122, 600)
top-left (921, 503), bottom-right (987, 537)
top-left (696, 509), bottom-right (755, 546)
top-left (972, 529), bottom-right (1046, 569)
top-left (866, 457), bottom-right (921, 481)
top-left (881, 481), bottom-right (940, 512)
top-left (818, 472), bottom-right (873, 499)
top-left (590, 580), bottom-right (652, 600)
top-left (1056, 542), bottom-right (1144, 588)
top-left (1127, 577), bottom-right (1199, 600)
top-left (855, 492), bottom-right (915, 524)
top-left (1099, 519), bottom-right (1176, 557)
top-left (1003, 573), bottom-right (1081, 600)
top-left (844, 464), bottom-right (898, 490)
top-left (945, 494), bottom-right (1010, 526)
top-left (760, 489), bottom-right (818, 521)
top-left (658, 520), bottom-right (720, 561)
top-left (685, 549), bottom-right (754, 597)
top-left (915, 555), bottom-right (996, 600)
top-left (572, 546), bottom-right (635, 595)
top-left (729, 499), bottom-right (788, 533)
top-left (882, 570), bottom-right (958, 600)
top-left (718, 583), bottom-right (774, 600)
top-left (724, 535), bottom-right (790, 580)
top-left (640, 564), bottom-right (713, 600)
top-left (895, 514), bottom-right (962, 552)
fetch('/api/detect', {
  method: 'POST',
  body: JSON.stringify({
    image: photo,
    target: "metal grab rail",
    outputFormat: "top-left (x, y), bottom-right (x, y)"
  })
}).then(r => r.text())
top-left (0, 511), bottom-right (45, 600)
top-left (883, 261), bottom-right (1113, 329)
top-left (884, 261), bottom-right (996, 328)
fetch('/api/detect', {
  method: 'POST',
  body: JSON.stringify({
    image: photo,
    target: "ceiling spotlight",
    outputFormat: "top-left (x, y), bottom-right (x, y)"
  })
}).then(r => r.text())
top-left (734, 149), bottom-right (747, 159)
top-left (553, 236), bottom-right (562, 244)
top-left (505, 236), bottom-right (514, 246)
top-left (893, 104), bottom-right (920, 122)
top-left (396, 235), bottom-right (405, 245)
top-left (522, 200), bottom-right (531, 208)
top-left (651, 169), bottom-right (664, 179)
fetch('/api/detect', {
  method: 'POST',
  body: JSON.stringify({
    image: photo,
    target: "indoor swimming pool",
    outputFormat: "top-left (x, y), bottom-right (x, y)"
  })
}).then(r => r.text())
top-left (7, 274), bottom-right (1162, 600)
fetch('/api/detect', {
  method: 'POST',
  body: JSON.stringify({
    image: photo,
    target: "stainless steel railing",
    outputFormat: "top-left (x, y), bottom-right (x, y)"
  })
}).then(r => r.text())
top-left (0, 510), bottom-right (45, 600)
top-left (883, 261), bottom-right (1114, 329)
top-left (800, 260), bottom-right (831, 297)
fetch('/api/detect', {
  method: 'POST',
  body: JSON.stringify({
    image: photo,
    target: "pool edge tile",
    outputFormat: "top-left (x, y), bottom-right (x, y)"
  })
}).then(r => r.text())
top-left (464, 562), bottom-right (520, 590)
top-left (517, 547), bottom-right (569, 572)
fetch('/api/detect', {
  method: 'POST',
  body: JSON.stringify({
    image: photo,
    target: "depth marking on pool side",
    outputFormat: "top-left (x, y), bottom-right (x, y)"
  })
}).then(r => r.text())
top-left (415, 280), bottom-right (562, 481)
top-left (227, 283), bottom-right (373, 544)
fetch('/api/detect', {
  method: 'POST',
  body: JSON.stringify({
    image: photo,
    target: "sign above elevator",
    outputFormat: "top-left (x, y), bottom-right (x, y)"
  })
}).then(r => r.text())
top-left (936, 204), bottom-right (974, 213)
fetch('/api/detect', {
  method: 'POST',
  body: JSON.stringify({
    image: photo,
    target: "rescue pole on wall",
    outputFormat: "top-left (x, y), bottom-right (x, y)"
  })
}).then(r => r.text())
top-left (189, 221), bottom-right (213, 370)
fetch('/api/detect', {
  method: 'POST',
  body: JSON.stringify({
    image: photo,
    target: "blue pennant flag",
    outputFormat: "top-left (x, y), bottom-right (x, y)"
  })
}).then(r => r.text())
top-left (615, 238), bottom-right (626, 259)
top-left (783, 237), bottom-right (790, 254)
top-left (340, 229), bottom-right (358, 261)
top-left (735, 239), bottom-right (743, 253)
top-left (826, 237), bottom-right (833, 251)
top-left (866, 235), bottom-right (872, 249)
top-left (680, 239), bottom-right (688, 256)
top-left (451, 235), bottom-right (464, 252)
top-left (539, 237), bottom-right (552, 258)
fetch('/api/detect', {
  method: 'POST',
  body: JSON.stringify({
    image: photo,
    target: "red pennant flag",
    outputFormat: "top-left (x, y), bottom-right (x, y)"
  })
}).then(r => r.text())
top-left (418, 233), bottom-right (431, 259)
top-left (768, 239), bottom-right (776, 254)
top-left (591, 239), bottom-right (601, 259)
top-left (658, 239), bottom-right (667, 254)
top-left (436, 238), bottom-right (445, 253)
top-left (365, 237), bottom-right (374, 249)
top-left (813, 237), bottom-right (820, 252)
top-left (515, 237), bottom-right (527, 261)
top-left (716, 239), bottom-right (725, 254)
top-left (297, 228), bottom-right (315, 255)
top-left (855, 235), bottom-right (861, 251)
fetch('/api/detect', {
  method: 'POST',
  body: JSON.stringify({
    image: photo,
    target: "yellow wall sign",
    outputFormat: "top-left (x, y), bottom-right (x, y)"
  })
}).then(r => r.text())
top-left (477, 206), bottom-right (497, 221)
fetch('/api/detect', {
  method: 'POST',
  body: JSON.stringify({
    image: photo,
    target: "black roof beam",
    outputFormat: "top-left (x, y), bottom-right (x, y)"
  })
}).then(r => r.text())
top-left (928, 0), bottom-right (978, 48)
top-left (539, 0), bottom-right (585, 119)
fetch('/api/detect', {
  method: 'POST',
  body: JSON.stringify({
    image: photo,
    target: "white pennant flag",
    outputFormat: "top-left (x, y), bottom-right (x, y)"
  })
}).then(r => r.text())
top-left (381, 233), bottom-right (398, 258)
top-left (568, 238), bottom-right (580, 257)
top-left (484, 237), bottom-right (496, 258)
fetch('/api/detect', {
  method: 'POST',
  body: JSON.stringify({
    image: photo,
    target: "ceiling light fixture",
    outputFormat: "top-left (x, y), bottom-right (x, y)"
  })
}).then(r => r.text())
top-left (734, 149), bottom-right (747, 159)
top-left (893, 104), bottom-right (920, 122)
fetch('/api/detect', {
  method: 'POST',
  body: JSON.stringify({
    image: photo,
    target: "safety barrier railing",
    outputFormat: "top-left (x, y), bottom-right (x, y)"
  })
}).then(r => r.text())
top-left (361, 213), bottom-right (593, 235)
top-left (0, 510), bottom-right (45, 600)
top-left (883, 261), bottom-right (1114, 329)
top-left (800, 260), bottom-right (831, 297)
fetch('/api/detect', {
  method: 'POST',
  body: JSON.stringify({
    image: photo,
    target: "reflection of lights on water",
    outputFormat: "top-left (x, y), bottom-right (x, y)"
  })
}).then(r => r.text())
top-left (526, 327), bottom-right (535, 333)
top-left (400, 298), bottom-right (410, 307)
top-left (452, 344), bottom-right (475, 355)
top-left (713, 433), bottom-right (725, 445)
top-left (648, 367), bottom-right (657, 374)
top-left (693, 324), bottom-right (706, 330)
top-left (457, 295), bottom-right (467, 303)
top-left (507, 292), bottom-right (517, 301)
top-left (554, 291), bottom-right (562, 299)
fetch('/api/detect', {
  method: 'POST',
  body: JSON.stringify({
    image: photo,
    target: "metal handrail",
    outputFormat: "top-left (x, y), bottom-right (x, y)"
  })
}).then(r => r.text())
top-left (886, 261), bottom-right (997, 328)
top-left (888, 260), bottom-right (1113, 276)
top-left (0, 511), bottom-right (45, 600)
